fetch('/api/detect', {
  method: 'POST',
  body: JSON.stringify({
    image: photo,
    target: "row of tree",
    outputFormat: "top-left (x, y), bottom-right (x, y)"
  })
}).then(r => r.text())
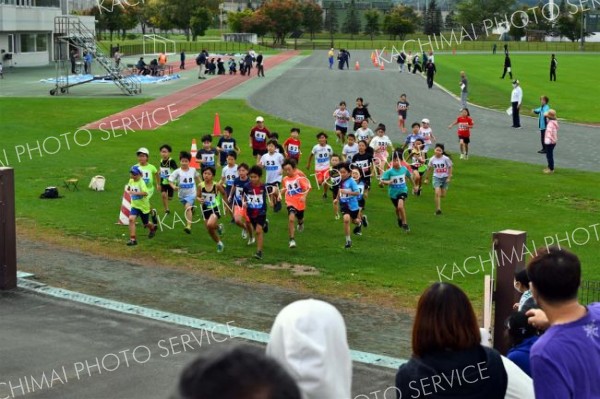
top-left (80, 0), bottom-right (592, 43)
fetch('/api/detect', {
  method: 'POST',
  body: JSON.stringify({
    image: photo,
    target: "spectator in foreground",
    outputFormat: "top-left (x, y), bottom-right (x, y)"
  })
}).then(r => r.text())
top-left (395, 282), bottom-right (534, 399)
top-left (266, 299), bottom-right (352, 399)
top-left (505, 311), bottom-right (539, 377)
top-left (174, 345), bottom-right (301, 399)
top-left (527, 247), bottom-right (600, 398)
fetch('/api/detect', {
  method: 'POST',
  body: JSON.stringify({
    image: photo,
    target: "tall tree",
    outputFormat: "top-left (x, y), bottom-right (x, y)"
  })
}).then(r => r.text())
top-left (455, 0), bottom-right (517, 36)
top-left (423, 0), bottom-right (442, 35)
top-left (382, 5), bottom-right (419, 40)
top-left (157, 0), bottom-right (220, 40)
top-left (324, 5), bottom-right (339, 35)
top-left (557, 10), bottom-right (590, 42)
top-left (301, 1), bottom-right (323, 40)
top-left (342, 0), bottom-right (361, 38)
top-left (444, 9), bottom-right (458, 31)
top-left (259, 0), bottom-right (303, 45)
top-left (363, 9), bottom-right (381, 39)
top-left (190, 7), bottom-right (213, 40)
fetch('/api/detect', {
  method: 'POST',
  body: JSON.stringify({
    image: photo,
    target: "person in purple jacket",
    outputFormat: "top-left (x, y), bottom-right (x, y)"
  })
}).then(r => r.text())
top-left (527, 247), bottom-right (600, 399)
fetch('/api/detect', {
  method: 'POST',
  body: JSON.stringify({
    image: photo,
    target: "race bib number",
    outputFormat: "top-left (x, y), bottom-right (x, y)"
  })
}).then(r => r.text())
top-left (180, 176), bottom-right (194, 189)
top-left (222, 142), bottom-right (234, 151)
top-left (288, 144), bottom-right (299, 154)
top-left (202, 192), bottom-right (216, 205)
top-left (459, 123), bottom-right (469, 130)
top-left (264, 160), bottom-right (278, 170)
top-left (247, 194), bottom-right (264, 208)
top-left (142, 171), bottom-right (150, 184)
top-left (160, 167), bottom-right (170, 178)
top-left (255, 132), bottom-right (267, 142)
top-left (201, 154), bottom-right (215, 165)
top-left (317, 152), bottom-right (329, 163)
top-left (357, 185), bottom-right (364, 195)
top-left (354, 160), bottom-right (368, 172)
top-left (225, 174), bottom-right (237, 185)
top-left (235, 186), bottom-right (244, 199)
top-left (286, 180), bottom-right (302, 195)
top-left (355, 115), bottom-right (364, 122)
top-left (391, 176), bottom-right (406, 187)
top-left (129, 185), bottom-right (142, 200)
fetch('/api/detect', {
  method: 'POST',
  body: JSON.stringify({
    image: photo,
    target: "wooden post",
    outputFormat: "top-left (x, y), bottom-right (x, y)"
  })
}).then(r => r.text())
top-left (0, 167), bottom-right (17, 290)
top-left (492, 229), bottom-right (527, 354)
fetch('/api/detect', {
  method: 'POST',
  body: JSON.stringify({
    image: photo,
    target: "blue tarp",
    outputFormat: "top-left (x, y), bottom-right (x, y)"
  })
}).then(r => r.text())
top-left (40, 74), bottom-right (181, 85)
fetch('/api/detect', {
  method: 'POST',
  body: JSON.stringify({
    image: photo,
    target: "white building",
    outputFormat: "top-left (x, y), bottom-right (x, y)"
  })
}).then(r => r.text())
top-left (0, 0), bottom-right (94, 67)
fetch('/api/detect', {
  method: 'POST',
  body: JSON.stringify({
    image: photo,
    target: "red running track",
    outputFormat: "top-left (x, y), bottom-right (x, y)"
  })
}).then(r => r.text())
top-left (84, 51), bottom-right (299, 131)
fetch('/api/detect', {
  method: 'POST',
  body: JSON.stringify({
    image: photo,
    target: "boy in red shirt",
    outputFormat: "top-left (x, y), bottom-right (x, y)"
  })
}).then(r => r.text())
top-left (448, 108), bottom-right (474, 159)
top-left (249, 116), bottom-right (271, 164)
top-left (283, 127), bottom-right (302, 161)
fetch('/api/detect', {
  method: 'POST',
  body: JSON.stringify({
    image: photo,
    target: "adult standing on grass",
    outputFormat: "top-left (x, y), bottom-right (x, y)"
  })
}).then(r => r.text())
top-left (196, 50), bottom-right (207, 79)
top-left (542, 109), bottom-right (558, 174)
top-left (549, 54), bottom-right (557, 81)
top-left (501, 53), bottom-right (513, 80)
top-left (532, 96), bottom-right (550, 154)
top-left (510, 80), bottom-right (523, 129)
top-left (460, 71), bottom-right (468, 109)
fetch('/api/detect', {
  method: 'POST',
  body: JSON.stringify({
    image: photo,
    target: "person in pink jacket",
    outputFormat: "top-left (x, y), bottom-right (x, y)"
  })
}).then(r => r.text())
top-left (543, 109), bottom-right (558, 174)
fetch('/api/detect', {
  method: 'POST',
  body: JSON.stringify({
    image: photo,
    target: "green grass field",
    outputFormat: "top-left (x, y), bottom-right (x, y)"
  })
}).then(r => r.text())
top-left (3, 97), bottom-right (600, 311)
top-left (434, 54), bottom-right (600, 123)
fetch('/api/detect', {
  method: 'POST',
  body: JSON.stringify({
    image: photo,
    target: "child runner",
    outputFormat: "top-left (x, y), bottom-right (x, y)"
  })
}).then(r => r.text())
top-left (406, 138), bottom-right (428, 196)
top-left (543, 109), bottom-right (558, 174)
top-left (306, 132), bottom-right (333, 199)
top-left (243, 165), bottom-right (270, 259)
top-left (351, 97), bottom-right (375, 132)
top-left (448, 108), bottom-right (474, 160)
top-left (380, 151), bottom-right (415, 232)
top-left (220, 152), bottom-right (239, 222)
top-left (197, 134), bottom-right (218, 172)
top-left (423, 143), bottom-right (453, 215)
top-left (281, 158), bottom-right (311, 248)
top-left (402, 123), bottom-right (425, 152)
top-left (158, 144), bottom-right (178, 215)
top-left (216, 126), bottom-right (241, 167)
top-left (135, 147), bottom-right (160, 224)
top-left (269, 132), bottom-right (286, 154)
top-left (351, 167), bottom-right (369, 229)
top-left (369, 123), bottom-right (393, 179)
top-left (342, 133), bottom-right (359, 163)
top-left (169, 151), bottom-right (202, 234)
top-left (249, 116), bottom-right (271, 164)
top-left (283, 127), bottom-right (302, 161)
top-left (198, 166), bottom-right (226, 252)
top-left (355, 120), bottom-right (374, 145)
top-left (397, 94), bottom-right (410, 133)
top-left (230, 163), bottom-right (253, 242)
top-left (260, 139), bottom-right (285, 212)
top-left (329, 154), bottom-right (342, 219)
top-left (333, 101), bottom-right (351, 144)
top-left (335, 163), bottom-right (362, 248)
top-left (125, 166), bottom-right (157, 246)
top-left (350, 140), bottom-right (375, 200)
top-left (419, 118), bottom-right (436, 152)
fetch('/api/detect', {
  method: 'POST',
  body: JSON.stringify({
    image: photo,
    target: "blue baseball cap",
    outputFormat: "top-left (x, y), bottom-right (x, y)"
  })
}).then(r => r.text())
top-left (130, 165), bottom-right (142, 175)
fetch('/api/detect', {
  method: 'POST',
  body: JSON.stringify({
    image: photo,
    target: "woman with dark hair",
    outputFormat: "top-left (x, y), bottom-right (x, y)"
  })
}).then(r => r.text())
top-left (396, 282), bottom-right (534, 399)
top-left (505, 311), bottom-right (539, 377)
top-left (351, 97), bottom-right (375, 132)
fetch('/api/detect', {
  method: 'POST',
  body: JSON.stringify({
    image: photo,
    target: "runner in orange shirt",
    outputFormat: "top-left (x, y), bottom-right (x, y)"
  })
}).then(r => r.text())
top-left (281, 158), bottom-right (311, 248)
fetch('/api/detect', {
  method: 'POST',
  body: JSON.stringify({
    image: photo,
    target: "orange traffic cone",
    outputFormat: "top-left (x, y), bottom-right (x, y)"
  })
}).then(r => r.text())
top-left (370, 52), bottom-right (375, 62)
top-left (213, 113), bottom-right (221, 136)
top-left (380, 62), bottom-right (385, 70)
top-left (116, 186), bottom-right (131, 225)
top-left (355, 61), bottom-right (360, 70)
top-left (189, 138), bottom-right (200, 169)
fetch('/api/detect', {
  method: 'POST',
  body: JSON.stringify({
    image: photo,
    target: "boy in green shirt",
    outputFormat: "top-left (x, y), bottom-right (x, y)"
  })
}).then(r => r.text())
top-left (126, 166), bottom-right (157, 246)
top-left (135, 147), bottom-right (160, 224)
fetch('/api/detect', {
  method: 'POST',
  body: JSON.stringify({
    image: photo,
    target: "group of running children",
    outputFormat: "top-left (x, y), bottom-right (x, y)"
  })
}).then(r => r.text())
top-left (125, 97), bottom-right (472, 258)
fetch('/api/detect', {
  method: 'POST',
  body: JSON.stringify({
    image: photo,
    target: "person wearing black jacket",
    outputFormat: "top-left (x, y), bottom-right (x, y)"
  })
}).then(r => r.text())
top-left (425, 60), bottom-right (436, 89)
top-left (412, 54), bottom-right (422, 74)
top-left (501, 54), bottom-right (513, 79)
top-left (196, 51), bottom-right (207, 79)
top-left (244, 52), bottom-right (254, 77)
top-left (256, 52), bottom-right (264, 77)
top-left (397, 51), bottom-right (406, 73)
top-left (549, 54), bottom-right (557, 81)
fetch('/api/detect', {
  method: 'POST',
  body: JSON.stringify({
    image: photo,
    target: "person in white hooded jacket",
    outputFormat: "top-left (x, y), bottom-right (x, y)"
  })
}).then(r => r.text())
top-left (266, 299), bottom-right (352, 399)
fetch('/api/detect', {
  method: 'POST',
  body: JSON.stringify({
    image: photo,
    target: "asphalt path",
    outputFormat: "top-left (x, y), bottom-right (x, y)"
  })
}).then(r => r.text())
top-left (249, 50), bottom-right (600, 172)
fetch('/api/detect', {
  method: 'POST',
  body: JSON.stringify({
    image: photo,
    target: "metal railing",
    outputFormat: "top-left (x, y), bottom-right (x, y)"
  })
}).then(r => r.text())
top-left (580, 280), bottom-right (600, 305)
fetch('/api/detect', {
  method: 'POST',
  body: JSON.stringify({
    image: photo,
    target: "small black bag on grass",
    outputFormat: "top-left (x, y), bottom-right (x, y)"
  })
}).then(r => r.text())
top-left (40, 187), bottom-right (60, 199)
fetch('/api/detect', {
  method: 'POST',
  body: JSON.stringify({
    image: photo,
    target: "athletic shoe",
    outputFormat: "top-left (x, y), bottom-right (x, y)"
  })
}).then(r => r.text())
top-left (241, 229), bottom-right (248, 239)
top-left (537, 150), bottom-right (546, 154)
top-left (417, 188), bottom-right (422, 196)
top-left (335, 213), bottom-right (340, 220)
top-left (464, 155), bottom-right (469, 160)
top-left (543, 168), bottom-right (554, 174)
top-left (151, 208), bottom-right (158, 224)
top-left (164, 209), bottom-right (170, 215)
top-left (297, 223), bottom-right (304, 232)
top-left (254, 250), bottom-right (263, 260)
top-left (402, 224), bottom-right (410, 233)
top-left (361, 215), bottom-right (369, 228)
top-left (126, 239), bottom-right (138, 246)
top-left (397, 219), bottom-right (403, 227)
top-left (322, 192), bottom-right (327, 199)
top-left (217, 223), bottom-right (224, 236)
top-left (247, 237), bottom-right (256, 246)
top-left (435, 209), bottom-right (442, 215)
top-left (184, 226), bottom-right (191, 234)
top-left (274, 201), bottom-right (282, 213)
top-left (460, 154), bottom-right (465, 159)
top-left (353, 224), bottom-right (362, 235)
top-left (345, 241), bottom-right (352, 249)
top-left (263, 219), bottom-right (269, 233)
top-left (148, 225), bottom-right (157, 238)
top-left (217, 242), bottom-right (224, 253)
top-left (289, 239), bottom-right (296, 248)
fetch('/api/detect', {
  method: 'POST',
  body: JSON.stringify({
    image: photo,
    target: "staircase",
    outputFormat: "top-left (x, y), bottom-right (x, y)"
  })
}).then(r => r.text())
top-left (54, 16), bottom-right (141, 96)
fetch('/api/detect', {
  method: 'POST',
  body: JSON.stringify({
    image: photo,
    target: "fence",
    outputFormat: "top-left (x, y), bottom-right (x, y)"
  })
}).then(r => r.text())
top-left (579, 280), bottom-right (600, 305)
top-left (115, 41), bottom-right (267, 57)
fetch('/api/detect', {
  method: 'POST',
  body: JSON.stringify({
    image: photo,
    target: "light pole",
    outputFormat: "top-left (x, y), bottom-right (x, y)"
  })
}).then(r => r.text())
top-left (580, 10), bottom-right (585, 51)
